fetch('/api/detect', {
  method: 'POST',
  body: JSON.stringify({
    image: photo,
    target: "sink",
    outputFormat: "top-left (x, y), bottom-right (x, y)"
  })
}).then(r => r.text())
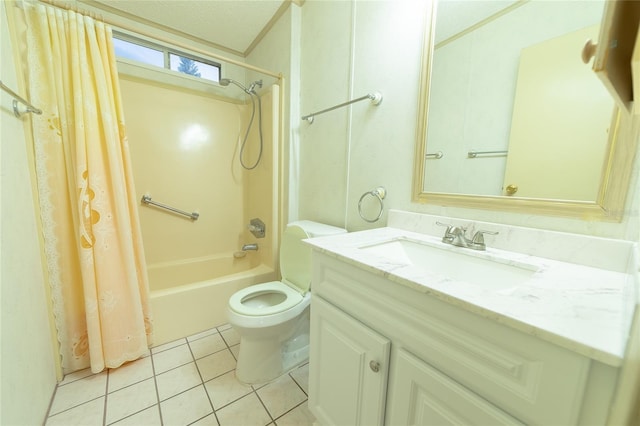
top-left (359, 237), bottom-right (538, 290)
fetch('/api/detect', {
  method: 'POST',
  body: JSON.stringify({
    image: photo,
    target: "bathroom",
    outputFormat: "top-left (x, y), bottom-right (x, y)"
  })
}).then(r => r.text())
top-left (1, 0), bottom-right (639, 425)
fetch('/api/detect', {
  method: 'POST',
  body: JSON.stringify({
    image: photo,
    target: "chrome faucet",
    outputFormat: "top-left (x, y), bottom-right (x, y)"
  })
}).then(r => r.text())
top-left (436, 222), bottom-right (498, 251)
top-left (242, 243), bottom-right (258, 251)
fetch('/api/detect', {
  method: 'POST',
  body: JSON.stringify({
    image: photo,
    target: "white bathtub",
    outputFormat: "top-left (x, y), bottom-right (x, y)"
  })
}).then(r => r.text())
top-left (148, 255), bottom-right (276, 345)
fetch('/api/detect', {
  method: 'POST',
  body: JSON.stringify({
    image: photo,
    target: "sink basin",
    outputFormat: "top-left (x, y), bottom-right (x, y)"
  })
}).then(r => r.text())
top-left (359, 237), bottom-right (538, 290)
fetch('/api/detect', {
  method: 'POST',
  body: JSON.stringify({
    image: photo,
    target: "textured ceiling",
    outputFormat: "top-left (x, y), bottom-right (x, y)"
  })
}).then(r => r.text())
top-left (92, 0), bottom-right (287, 56)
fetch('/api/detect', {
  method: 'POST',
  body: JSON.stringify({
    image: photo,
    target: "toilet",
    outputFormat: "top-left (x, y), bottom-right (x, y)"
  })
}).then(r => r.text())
top-left (227, 220), bottom-right (346, 384)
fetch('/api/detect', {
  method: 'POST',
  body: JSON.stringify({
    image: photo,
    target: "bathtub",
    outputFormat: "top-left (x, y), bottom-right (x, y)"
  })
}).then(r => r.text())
top-left (147, 254), bottom-right (276, 345)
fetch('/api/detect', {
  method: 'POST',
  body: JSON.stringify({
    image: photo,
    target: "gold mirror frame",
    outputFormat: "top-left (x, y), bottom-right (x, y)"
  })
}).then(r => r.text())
top-left (412, 1), bottom-right (638, 222)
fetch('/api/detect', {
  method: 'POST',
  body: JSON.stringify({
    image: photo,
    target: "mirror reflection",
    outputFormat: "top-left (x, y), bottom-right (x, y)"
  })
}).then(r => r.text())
top-left (421, 0), bottom-right (613, 201)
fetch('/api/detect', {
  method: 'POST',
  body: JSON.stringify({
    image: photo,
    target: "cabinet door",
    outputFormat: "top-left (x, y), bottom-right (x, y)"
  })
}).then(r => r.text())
top-left (590, 0), bottom-right (640, 112)
top-left (309, 296), bottom-right (390, 426)
top-left (386, 349), bottom-right (524, 426)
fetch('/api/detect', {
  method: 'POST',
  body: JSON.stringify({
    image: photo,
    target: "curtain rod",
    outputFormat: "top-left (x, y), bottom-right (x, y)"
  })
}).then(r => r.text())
top-left (0, 80), bottom-right (42, 116)
top-left (38, 0), bottom-right (283, 80)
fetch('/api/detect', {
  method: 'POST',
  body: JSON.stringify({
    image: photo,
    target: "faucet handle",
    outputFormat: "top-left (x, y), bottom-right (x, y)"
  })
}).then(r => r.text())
top-left (471, 230), bottom-right (499, 245)
top-left (436, 222), bottom-right (466, 232)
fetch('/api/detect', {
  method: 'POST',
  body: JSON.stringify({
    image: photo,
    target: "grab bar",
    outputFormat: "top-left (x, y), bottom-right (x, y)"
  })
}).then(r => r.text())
top-left (141, 194), bottom-right (199, 220)
top-left (467, 149), bottom-right (508, 158)
top-left (302, 92), bottom-right (383, 123)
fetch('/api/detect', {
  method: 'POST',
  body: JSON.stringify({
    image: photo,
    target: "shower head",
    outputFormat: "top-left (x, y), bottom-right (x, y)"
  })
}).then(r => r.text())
top-left (219, 78), bottom-right (250, 94)
top-left (219, 78), bottom-right (262, 95)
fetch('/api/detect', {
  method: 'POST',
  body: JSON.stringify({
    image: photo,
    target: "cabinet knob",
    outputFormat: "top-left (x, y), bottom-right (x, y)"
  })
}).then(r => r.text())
top-left (369, 360), bottom-right (380, 373)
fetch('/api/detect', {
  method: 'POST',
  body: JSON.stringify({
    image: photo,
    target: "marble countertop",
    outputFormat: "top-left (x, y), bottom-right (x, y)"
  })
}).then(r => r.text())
top-left (306, 227), bottom-right (635, 367)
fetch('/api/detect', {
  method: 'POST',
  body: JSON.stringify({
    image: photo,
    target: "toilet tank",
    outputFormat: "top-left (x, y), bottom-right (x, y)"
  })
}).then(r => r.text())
top-left (280, 221), bottom-right (346, 293)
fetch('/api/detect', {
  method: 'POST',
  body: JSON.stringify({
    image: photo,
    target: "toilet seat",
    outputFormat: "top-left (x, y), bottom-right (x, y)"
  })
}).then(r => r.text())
top-left (229, 281), bottom-right (303, 316)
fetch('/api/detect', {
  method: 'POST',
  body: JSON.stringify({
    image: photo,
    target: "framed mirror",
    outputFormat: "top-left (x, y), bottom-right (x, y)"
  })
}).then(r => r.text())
top-left (412, 0), bottom-right (638, 221)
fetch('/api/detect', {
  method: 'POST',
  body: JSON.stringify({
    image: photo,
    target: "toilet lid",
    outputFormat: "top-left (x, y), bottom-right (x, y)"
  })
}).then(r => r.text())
top-left (229, 281), bottom-right (304, 316)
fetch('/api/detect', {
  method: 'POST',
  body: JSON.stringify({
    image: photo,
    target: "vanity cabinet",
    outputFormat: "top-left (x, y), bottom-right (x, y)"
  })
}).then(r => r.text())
top-left (308, 251), bottom-right (619, 426)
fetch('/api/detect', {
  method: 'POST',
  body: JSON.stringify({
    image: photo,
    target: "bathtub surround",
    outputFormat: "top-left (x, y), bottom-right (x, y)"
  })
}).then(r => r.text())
top-left (122, 77), bottom-right (280, 345)
top-left (20, 2), bottom-right (152, 373)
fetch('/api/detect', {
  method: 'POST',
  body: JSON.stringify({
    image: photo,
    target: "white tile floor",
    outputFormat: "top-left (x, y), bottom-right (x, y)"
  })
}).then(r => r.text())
top-left (45, 324), bottom-right (315, 426)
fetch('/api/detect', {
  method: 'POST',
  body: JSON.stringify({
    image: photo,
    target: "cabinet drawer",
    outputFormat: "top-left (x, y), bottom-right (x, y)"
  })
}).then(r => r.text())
top-left (313, 252), bottom-right (590, 425)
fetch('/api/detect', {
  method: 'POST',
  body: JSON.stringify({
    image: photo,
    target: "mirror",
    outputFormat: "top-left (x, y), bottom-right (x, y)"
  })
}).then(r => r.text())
top-left (412, 0), bottom-right (638, 221)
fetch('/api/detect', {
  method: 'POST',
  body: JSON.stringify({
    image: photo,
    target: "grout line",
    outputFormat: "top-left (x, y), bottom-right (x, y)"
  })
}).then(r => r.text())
top-left (150, 337), bottom-right (188, 355)
top-left (218, 331), bottom-right (234, 349)
top-left (192, 344), bottom-right (233, 362)
top-left (253, 389), bottom-right (275, 424)
top-left (46, 395), bottom-right (105, 420)
top-left (288, 371), bottom-right (308, 397)
top-left (56, 368), bottom-right (93, 387)
top-left (43, 381), bottom-right (58, 424)
top-left (272, 398), bottom-right (309, 424)
top-left (187, 338), bottom-right (220, 425)
top-left (207, 378), bottom-right (253, 411)
top-left (104, 403), bottom-right (159, 426)
top-left (148, 348), bottom-right (165, 425)
top-left (103, 370), bottom-right (110, 426)
top-left (186, 412), bottom-right (216, 426)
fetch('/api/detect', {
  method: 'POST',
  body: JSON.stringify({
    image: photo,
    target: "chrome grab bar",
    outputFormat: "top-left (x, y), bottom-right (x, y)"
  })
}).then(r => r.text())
top-left (141, 194), bottom-right (199, 220)
top-left (302, 92), bottom-right (383, 123)
top-left (468, 150), bottom-right (508, 158)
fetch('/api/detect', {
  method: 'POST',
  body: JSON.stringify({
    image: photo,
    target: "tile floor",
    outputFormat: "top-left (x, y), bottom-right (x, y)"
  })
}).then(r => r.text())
top-left (45, 324), bottom-right (315, 426)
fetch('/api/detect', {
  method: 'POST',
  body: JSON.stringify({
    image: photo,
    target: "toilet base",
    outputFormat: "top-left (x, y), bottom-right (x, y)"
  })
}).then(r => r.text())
top-left (233, 308), bottom-right (310, 385)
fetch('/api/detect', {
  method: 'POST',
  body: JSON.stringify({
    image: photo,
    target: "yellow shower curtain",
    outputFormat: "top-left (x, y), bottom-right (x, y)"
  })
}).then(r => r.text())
top-left (22, 1), bottom-right (152, 373)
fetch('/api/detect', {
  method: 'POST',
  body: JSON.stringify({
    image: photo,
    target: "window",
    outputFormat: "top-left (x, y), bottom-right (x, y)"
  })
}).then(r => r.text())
top-left (112, 32), bottom-right (221, 83)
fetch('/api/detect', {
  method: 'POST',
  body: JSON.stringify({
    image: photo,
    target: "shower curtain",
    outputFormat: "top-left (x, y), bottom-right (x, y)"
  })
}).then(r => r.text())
top-left (22, 1), bottom-right (152, 373)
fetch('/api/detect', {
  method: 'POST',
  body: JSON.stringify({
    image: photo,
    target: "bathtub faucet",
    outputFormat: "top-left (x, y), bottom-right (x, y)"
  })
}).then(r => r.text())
top-left (242, 243), bottom-right (259, 251)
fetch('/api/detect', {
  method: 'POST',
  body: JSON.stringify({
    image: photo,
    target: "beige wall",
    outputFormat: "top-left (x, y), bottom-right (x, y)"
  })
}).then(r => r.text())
top-left (299, 0), bottom-right (427, 231)
top-left (121, 76), bottom-right (275, 269)
top-left (0, 2), bottom-right (58, 424)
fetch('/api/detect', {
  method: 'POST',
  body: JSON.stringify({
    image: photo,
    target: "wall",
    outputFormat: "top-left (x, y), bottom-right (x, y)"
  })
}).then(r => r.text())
top-left (299, 0), bottom-right (428, 231)
top-left (0, 2), bottom-right (58, 424)
top-left (298, 0), bottom-right (640, 242)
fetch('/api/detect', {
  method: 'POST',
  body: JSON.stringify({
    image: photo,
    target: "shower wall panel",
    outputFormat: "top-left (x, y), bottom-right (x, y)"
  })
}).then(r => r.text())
top-left (121, 77), bottom-right (263, 266)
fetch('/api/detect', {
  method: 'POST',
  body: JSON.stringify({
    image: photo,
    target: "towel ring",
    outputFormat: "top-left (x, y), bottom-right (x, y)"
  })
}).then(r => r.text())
top-left (358, 187), bottom-right (386, 223)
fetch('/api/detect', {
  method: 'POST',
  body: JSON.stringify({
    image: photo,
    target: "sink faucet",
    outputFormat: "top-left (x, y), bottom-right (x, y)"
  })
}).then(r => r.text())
top-left (436, 222), bottom-right (498, 251)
